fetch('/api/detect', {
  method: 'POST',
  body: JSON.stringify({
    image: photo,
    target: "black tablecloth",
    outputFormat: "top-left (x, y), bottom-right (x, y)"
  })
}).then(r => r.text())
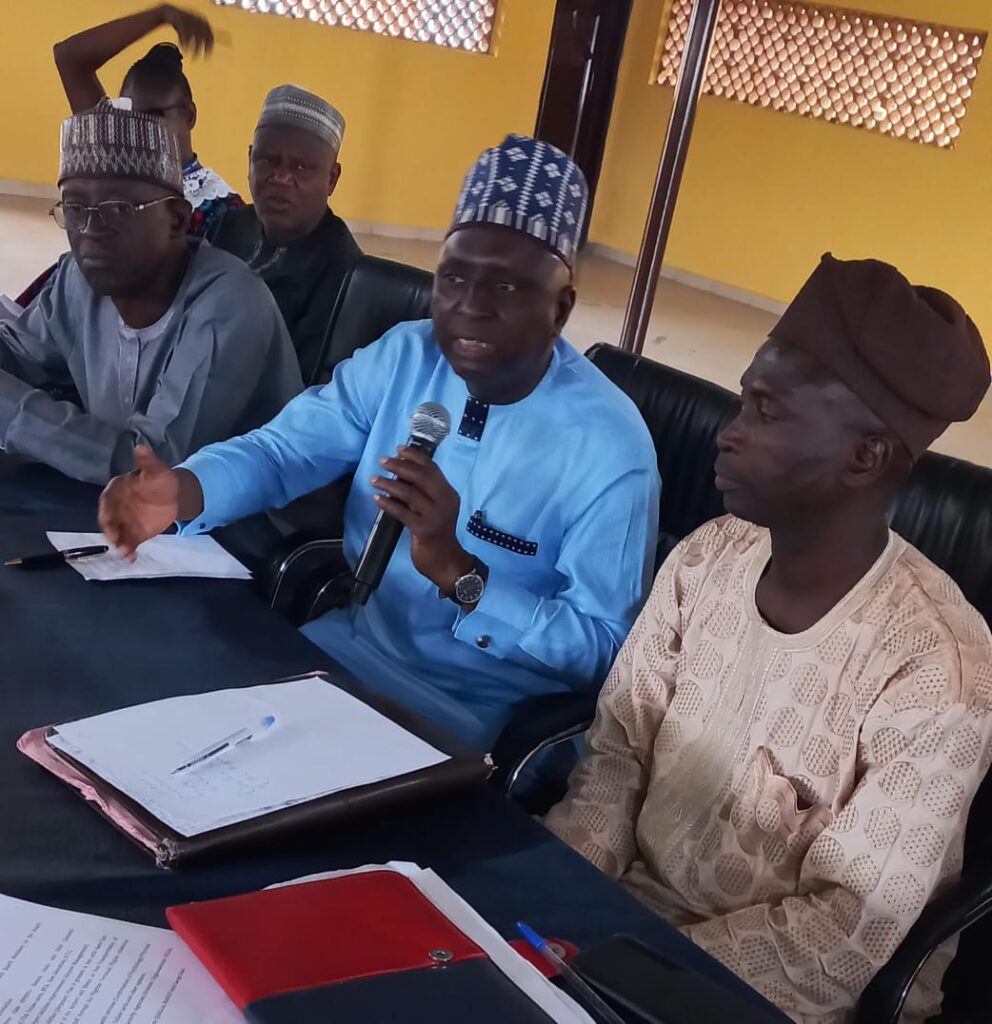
top-left (0, 459), bottom-right (784, 1019)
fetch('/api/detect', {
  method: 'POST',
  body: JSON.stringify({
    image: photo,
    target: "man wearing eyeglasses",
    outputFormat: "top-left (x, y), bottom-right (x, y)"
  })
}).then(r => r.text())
top-left (0, 100), bottom-right (301, 486)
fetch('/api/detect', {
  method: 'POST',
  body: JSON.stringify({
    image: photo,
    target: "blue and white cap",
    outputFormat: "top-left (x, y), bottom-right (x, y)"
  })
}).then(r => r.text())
top-left (449, 134), bottom-right (589, 267)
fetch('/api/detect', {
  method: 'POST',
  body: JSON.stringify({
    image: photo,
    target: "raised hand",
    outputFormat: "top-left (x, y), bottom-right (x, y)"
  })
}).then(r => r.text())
top-left (160, 4), bottom-right (215, 58)
top-left (55, 5), bottom-right (219, 116)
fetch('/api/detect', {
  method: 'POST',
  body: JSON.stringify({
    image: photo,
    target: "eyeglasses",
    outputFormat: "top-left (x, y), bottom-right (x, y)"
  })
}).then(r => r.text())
top-left (50, 196), bottom-right (176, 232)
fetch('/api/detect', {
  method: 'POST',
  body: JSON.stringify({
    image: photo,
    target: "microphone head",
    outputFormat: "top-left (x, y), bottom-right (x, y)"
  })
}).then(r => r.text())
top-left (409, 402), bottom-right (451, 447)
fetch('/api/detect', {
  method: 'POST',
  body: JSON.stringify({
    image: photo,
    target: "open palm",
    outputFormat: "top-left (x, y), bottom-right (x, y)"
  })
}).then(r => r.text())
top-left (99, 445), bottom-right (184, 560)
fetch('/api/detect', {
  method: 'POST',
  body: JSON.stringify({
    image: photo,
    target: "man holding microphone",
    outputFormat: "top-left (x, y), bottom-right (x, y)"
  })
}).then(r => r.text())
top-left (99, 135), bottom-right (660, 750)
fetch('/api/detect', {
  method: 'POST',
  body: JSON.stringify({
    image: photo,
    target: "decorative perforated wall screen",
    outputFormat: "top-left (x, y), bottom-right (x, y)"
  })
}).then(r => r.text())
top-left (656, 1), bottom-right (985, 148)
top-left (214, 0), bottom-right (497, 53)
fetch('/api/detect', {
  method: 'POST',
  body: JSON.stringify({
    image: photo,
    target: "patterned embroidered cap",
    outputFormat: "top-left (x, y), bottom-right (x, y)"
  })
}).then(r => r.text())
top-left (256, 84), bottom-right (345, 153)
top-left (58, 99), bottom-right (183, 193)
top-left (449, 134), bottom-right (589, 267)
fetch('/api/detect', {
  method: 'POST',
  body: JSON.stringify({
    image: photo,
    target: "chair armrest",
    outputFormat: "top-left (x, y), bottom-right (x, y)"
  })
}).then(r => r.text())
top-left (491, 689), bottom-right (598, 794)
top-left (266, 532), bottom-right (348, 621)
top-left (302, 567), bottom-right (356, 624)
top-left (855, 869), bottom-right (992, 1024)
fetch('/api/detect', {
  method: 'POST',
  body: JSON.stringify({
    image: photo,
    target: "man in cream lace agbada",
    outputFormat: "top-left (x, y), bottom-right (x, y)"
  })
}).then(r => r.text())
top-left (545, 254), bottom-right (992, 1023)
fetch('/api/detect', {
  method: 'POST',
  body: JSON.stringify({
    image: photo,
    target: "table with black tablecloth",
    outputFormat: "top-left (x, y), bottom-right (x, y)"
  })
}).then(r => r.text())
top-left (0, 458), bottom-right (785, 1020)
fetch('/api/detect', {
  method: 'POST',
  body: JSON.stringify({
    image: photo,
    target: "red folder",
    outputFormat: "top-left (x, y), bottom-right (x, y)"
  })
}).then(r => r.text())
top-left (169, 871), bottom-right (485, 1006)
top-left (167, 871), bottom-right (578, 1022)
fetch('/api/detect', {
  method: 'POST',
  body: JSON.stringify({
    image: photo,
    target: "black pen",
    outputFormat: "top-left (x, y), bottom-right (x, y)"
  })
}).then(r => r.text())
top-left (4, 545), bottom-right (109, 569)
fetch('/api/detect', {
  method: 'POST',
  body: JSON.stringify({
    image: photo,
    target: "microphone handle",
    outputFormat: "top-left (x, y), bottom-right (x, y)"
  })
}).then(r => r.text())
top-left (351, 433), bottom-right (439, 606)
top-left (351, 508), bottom-right (403, 605)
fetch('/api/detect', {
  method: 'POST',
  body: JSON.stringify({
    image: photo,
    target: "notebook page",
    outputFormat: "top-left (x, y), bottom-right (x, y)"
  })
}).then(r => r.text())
top-left (48, 677), bottom-right (449, 836)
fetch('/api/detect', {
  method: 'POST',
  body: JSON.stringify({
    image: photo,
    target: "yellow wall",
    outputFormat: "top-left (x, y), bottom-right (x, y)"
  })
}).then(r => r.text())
top-left (8, 0), bottom-right (990, 341)
top-left (591, 0), bottom-right (992, 341)
top-left (0, 0), bottom-right (555, 231)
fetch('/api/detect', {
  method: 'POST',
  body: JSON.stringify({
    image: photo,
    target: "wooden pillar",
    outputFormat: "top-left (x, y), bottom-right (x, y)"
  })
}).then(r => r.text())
top-left (618, 0), bottom-right (722, 355)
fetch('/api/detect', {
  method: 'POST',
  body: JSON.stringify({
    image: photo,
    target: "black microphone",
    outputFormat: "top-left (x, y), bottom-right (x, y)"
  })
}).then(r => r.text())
top-left (351, 402), bottom-right (452, 606)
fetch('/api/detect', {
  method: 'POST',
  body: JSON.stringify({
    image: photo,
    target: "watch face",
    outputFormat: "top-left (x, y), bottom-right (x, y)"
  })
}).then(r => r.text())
top-left (454, 571), bottom-right (485, 605)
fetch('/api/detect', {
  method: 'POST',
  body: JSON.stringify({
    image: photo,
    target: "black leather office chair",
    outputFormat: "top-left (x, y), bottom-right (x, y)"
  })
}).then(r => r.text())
top-left (309, 253), bottom-right (434, 386)
top-left (489, 345), bottom-right (740, 799)
top-left (585, 343), bottom-right (736, 566)
top-left (256, 255), bottom-right (434, 609)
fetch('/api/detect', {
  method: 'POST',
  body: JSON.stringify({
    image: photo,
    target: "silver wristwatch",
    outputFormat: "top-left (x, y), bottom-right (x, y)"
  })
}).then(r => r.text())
top-left (447, 558), bottom-right (489, 606)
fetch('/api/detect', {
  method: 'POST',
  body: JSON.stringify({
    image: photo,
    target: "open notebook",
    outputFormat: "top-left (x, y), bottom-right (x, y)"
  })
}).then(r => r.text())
top-left (18, 672), bottom-right (490, 866)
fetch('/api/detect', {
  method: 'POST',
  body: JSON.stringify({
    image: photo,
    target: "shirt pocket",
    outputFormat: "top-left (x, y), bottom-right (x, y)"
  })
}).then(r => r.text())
top-left (465, 509), bottom-right (539, 557)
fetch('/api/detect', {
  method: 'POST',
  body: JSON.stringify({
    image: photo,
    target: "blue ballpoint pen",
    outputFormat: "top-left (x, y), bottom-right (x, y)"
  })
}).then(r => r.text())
top-left (517, 921), bottom-right (627, 1024)
top-left (171, 714), bottom-right (277, 775)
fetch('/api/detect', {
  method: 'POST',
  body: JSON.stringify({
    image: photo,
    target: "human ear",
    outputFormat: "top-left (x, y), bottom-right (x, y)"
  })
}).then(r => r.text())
top-left (327, 161), bottom-right (342, 198)
top-left (170, 198), bottom-right (192, 238)
top-left (553, 284), bottom-right (576, 334)
top-left (846, 434), bottom-right (893, 489)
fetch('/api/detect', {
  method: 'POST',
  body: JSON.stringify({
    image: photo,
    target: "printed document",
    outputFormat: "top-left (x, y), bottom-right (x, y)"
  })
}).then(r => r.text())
top-left (0, 892), bottom-right (241, 1024)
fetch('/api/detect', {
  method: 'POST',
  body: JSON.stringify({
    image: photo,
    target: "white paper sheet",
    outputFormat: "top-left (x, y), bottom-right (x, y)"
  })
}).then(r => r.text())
top-left (268, 863), bottom-right (596, 1024)
top-left (0, 892), bottom-right (242, 1024)
top-left (48, 676), bottom-right (450, 837)
top-left (46, 531), bottom-right (251, 581)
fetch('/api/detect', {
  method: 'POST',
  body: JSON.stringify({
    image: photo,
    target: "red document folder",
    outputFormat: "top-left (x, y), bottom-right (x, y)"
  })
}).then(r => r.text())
top-left (167, 871), bottom-right (577, 1023)
top-left (169, 871), bottom-right (485, 1005)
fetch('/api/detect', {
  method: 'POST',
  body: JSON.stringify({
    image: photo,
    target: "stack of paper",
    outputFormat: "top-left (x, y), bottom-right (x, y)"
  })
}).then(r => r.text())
top-left (47, 677), bottom-right (450, 836)
top-left (46, 531), bottom-right (252, 581)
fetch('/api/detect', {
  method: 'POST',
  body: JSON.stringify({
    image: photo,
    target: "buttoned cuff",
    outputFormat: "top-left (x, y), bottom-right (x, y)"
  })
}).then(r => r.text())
top-left (452, 571), bottom-right (540, 658)
top-left (175, 450), bottom-right (235, 535)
